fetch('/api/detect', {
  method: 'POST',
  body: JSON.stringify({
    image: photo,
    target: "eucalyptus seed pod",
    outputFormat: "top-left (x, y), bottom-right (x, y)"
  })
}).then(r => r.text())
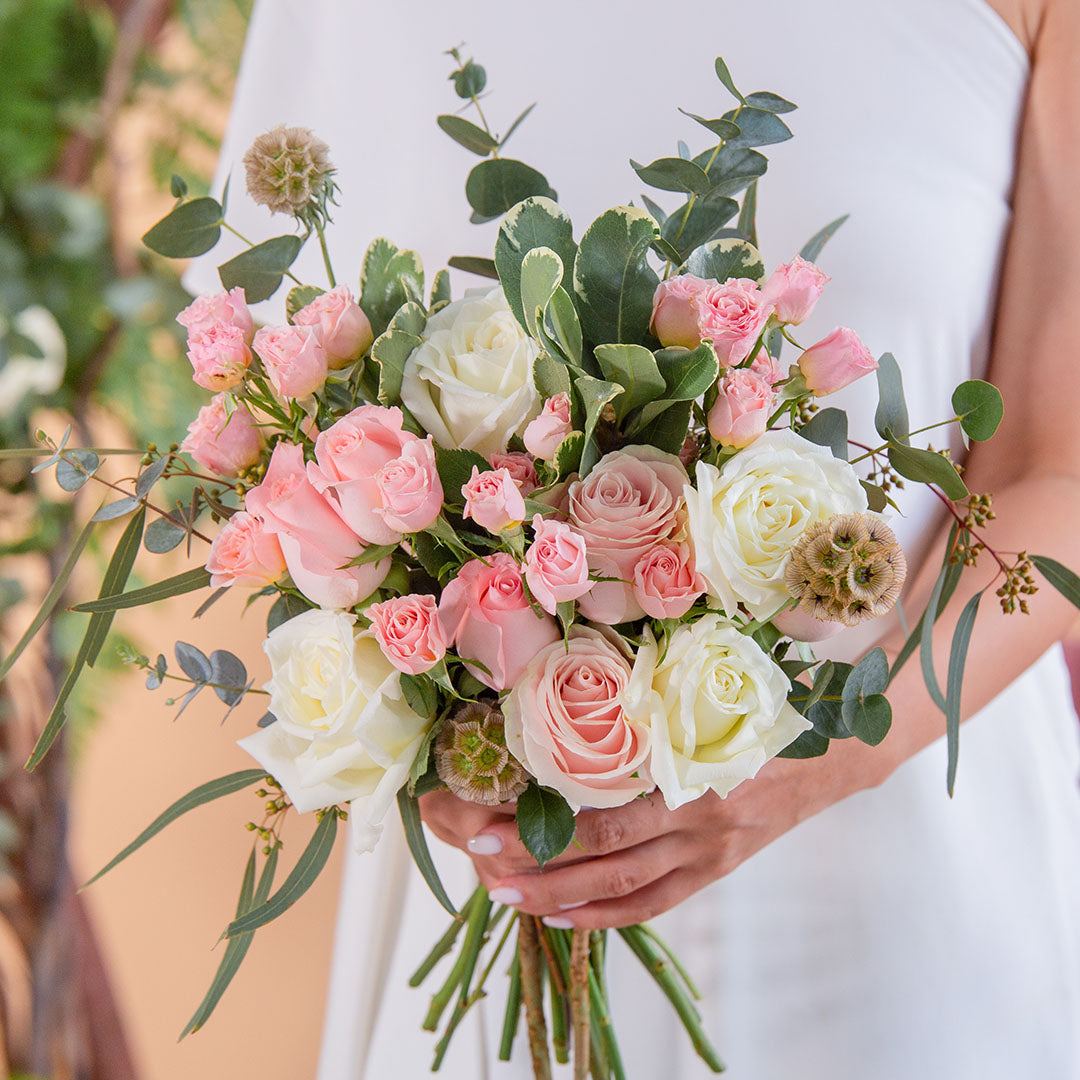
top-left (785, 513), bottom-right (907, 627)
top-left (435, 701), bottom-right (529, 806)
top-left (242, 125), bottom-right (334, 217)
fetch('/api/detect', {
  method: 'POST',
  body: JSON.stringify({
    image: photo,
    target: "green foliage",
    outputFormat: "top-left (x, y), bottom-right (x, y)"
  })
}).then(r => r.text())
top-left (841, 648), bottom-right (891, 745)
top-left (434, 446), bottom-right (491, 506)
top-left (630, 157), bottom-right (711, 196)
top-left (447, 255), bottom-right (498, 279)
top-left (799, 213), bottom-right (849, 262)
top-left (887, 441), bottom-right (968, 500)
top-left (798, 408), bottom-right (848, 460)
top-left (945, 591), bottom-right (982, 794)
top-left (874, 352), bottom-right (909, 441)
top-left (516, 783), bottom-right (575, 866)
top-left (71, 566), bottom-right (211, 612)
top-left (142, 196), bottom-right (223, 258)
top-left (680, 236), bottom-right (765, 283)
top-left (466, 159), bottom-right (557, 224)
top-left (720, 107), bottom-right (793, 149)
top-left (437, 114), bottom-right (498, 155)
top-left (594, 344), bottom-right (665, 421)
top-left (951, 379), bottom-right (1003, 442)
top-left (371, 301), bottom-right (426, 406)
top-left (1031, 555), bottom-right (1080, 609)
top-left (218, 234), bottom-right (303, 303)
top-left (360, 238), bottom-right (425, 337)
top-left (398, 787), bottom-right (457, 916)
top-left (286, 285), bottom-right (325, 322)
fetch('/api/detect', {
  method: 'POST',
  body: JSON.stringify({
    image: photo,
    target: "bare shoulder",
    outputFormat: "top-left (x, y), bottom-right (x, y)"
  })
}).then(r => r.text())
top-left (982, 0), bottom-right (1060, 54)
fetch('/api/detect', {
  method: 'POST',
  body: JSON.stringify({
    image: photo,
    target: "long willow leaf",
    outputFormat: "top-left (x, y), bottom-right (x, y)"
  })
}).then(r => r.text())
top-left (0, 514), bottom-right (96, 682)
top-left (1031, 555), bottom-right (1080, 609)
top-left (226, 811), bottom-right (338, 937)
top-left (945, 591), bottom-right (983, 796)
top-left (181, 846), bottom-right (279, 1037)
top-left (398, 787), bottom-right (457, 917)
top-left (86, 505), bottom-right (146, 666)
top-left (84, 770), bottom-right (266, 886)
top-left (72, 566), bottom-right (210, 613)
top-left (25, 626), bottom-right (95, 770)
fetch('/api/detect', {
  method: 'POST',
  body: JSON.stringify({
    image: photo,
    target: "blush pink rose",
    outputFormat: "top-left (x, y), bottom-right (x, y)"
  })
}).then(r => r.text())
top-left (564, 446), bottom-right (689, 624)
top-left (632, 541), bottom-right (705, 620)
top-left (205, 511), bottom-right (286, 588)
top-left (750, 350), bottom-right (786, 386)
top-left (523, 392), bottom-right (573, 460)
top-left (366, 593), bottom-right (447, 674)
top-left (181, 395), bottom-right (263, 477)
top-left (292, 285), bottom-right (374, 369)
top-left (187, 323), bottom-right (252, 391)
top-left (489, 451), bottom-right (538, 495)
top-left (177, 287), bottom-right (254, 342)
top-left (245, 442), bottom-right (389, 609)
top-left (650, 274), bottom-right (710, 349)
top-left (524, 514), bottom-right (591, 615)
top-left (694, 278), bottom-right (773, 367)
top-left (461, 467), bottom-right (527, 534)
top-left (707, 367), bottom-right (775, 449)
top-left (373, 438), bottom-right (442, 534)
top-left (762, 256), bottom-right (830, 325)
top-left (438, 553), bottom-right (560, 691)
top-left (253, 324), bottom-right (328, 398)
top-left (798, 326), bottom-right (878, 395)
top-left (308, 406), bottom-right (441, 544)
top-left (502, 626), bottom-right (652, 810)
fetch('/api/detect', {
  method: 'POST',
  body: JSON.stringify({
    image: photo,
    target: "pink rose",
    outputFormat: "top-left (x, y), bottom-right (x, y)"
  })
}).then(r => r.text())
top-left (245, 442), bottom-right (389, 609)
top-left (181, 395), bottom-right (263, 477)
top-left (502, 626), bottom-right (652, 810)
top-left (308, 406), bottom-right (441, 544)
top-left (253, 324), bottom-right (328, 398)
top-left (750, 350), bottom-right (786, 386)
top-left (373, 438), bottom-right (443, 534)
top-left (762, 256), bottom-right (830, 326)
top-left (694, 278), bottom-right (773, 367)
top-left (523, 392), bottom-right (573, 460)
top-left (186, 323), bottom-right (252, 391)
top-left (461, 467), bottom-right (527, 534)
top-left (632, 541), bottom-right (704, 620)
top-left (177, 287), bottom-right (254, 342)
top-left (489, 451), bottom-right (538, 495)
top-left (524, 514), bottom-right (591, 615)
top-left (707, 367), bottom-right (775, 449)
top-left (367, 593), bottom-right (447, 675)
top-left (564, 446), bottom-right (688, 624)
top-left (438, 554), bottom-right (560, 691)
top-left (292, 285), bottom-right (374, 369)
top-left (205, 511), bottom-right (286, 589)
top-left (650, 274), bottom-right (710, 349)
top-left (798, 326), bottom-right (878, 395)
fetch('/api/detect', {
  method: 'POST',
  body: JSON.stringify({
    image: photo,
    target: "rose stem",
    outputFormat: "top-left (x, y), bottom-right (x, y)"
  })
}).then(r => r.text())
top-left (422, 889), bottom-right (491, 1031)
top-left (550, 962), bottom-right (570, 1064)
top-left (498, 951), bottom-right (523, 1061)
top-left (571, 927), bottom-right (592, 1079)
top-left (639, 924), bottom-right (703, 1000)
top-left (518, 917), bottom-right (553, 1080)
top-left (410, 885), bottom-right (482, 987)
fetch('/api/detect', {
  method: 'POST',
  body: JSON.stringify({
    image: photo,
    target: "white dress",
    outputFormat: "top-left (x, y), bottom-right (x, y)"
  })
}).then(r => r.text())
top-left (187, 1), bottom-right (1080, 1076)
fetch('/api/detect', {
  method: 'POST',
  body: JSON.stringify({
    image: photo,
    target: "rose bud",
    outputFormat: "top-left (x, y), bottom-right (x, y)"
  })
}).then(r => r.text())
top-left (181, 394), bottom-right (263, 477)
top-left (186, 323), bottom-right (252, 391)
top-left (523, 392), bottom-right (573, 460)
top-left (707, 367), bottom-right (775, 449)
top-left (176, 287), bottom-right (254, 342)
top-left (461, 466), bottom-right (527, 534)
top-left (253, 324), bottom-right (328, 398)
top-left (366, 593), bottom-right (447, 675)
top-left (524, 515), bottom-right (591, 615)
top-left (649, 274), bottom-right (709, 349)
top-left (489, 451), bottom-right (538, 495)
top-left (292, 285), bottom-right (374, 369)
top-left (798, 326), bottom-right (878, 395)
top-left (762, 256), bottom-right (830, 326)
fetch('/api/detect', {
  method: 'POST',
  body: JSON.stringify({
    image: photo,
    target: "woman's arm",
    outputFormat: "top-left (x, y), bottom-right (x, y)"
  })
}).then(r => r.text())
top-left (421, 0), bottom-right (1080, 928)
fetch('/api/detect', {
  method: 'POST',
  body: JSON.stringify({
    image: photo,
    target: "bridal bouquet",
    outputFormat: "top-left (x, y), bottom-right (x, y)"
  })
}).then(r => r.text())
top-left (6, 49), bottom-right (1079, 1077)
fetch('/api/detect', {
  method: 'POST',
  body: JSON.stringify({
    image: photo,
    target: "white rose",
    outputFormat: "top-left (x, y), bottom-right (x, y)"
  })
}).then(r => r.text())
top-left (400, 285), bottom-right (540, 457)
top-left (685, 429), bottom-right (867, 619)
top-left (624, 615), bottom-right (810, 808)
top-left (238, 609), bottom-right (429, 852)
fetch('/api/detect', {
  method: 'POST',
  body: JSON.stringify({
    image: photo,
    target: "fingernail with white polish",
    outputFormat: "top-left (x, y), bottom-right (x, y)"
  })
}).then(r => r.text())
top-left (558, 901), bottom-right (588, 911)
top-left (489, 886), bottom-right (524, 906)
top-left (542, 916), bottom-right (575, 930)
top-left (467, 834), bottom-right (503, 856)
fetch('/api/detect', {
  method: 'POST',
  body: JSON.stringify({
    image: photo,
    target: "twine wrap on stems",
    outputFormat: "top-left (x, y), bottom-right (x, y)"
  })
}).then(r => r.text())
top-left (518, 916), bottom-right (552, 1079)
top-left (571, 927), bottom-right (592, 1080)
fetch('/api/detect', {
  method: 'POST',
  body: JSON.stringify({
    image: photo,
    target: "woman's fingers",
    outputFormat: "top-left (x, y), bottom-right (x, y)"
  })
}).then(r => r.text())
top-left (539, 867), bottom-right (700, 931)
top-left (418, 790), bottom-right (507, 852)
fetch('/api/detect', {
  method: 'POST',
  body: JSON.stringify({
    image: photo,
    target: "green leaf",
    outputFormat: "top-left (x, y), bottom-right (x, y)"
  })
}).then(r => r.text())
top-left (0, 513), bottom-right (96, 682)
top-left (1031, 555), bottom-right (1080, 609)
top-left (143, 515), bottom-right (186, 554)
top-left (533, 351), bottom-right (572, 399)
top-left (400, 672), bottom-right (437, 719)
top-left (720, 107), bottom-right (792, 149)
top-left (451, 59), bottom-right (486, 98)
top-left (85, 505), bottom-right (146, 667)
top-left (776, 729), bottom-right (829, 759)
top-left (170, 174), bottom-right (188, 198)
top-left (660, 195), bottom-right (740, 261)
top-left (136, 456), bottom-right (169, 499)
top-left (798, 408), bottom-right (848, 460)
top-left (516, 784), bottom-right (576, 866)
top-left (519, 247), bottom-right (564, 343)
top-left (175, 641), bottom-right (212, 682)
top-left (635, 399), bottom-right (693, 456)
top-left (640, 194), bottom-right (668, 226)
top-left (556, 600), bottom-right (576, 635)
top-left (466, 159), bottom-right (556, 224)
top-left (495, 197), bottom-right (576, 329)
top-left (713, 56), bottom-right (745, 103)
top-left (945, 590), bottom-right (983, 795)
top-left (887, 442), bottom-right (968, 500)
top-left (919, 553), bottom-right (952, 712)
top-left (841, 648), bottom-right (891, 745)
top-left (744, 91), bottom-right (798, 114)
top-left (874, 353), bottom-right (909, 442)
top-left (630, 157), bottom-right (711, 196)
top-left (799, 214), bottom-right (849, 262)
top-left (738, 180), bottom-right (758, 247)
top-left (226, 811), bottom-right (339, 937)
top-left (84, 770), bottom-right (266, 886)
top-left (180, 846), bottom-right (278, 1037)
top-left (266, 591), bottom-right (315, 633)
top-left (430, 269), bottom-right (451, 310)
top-left (680, 236), bottom-right (765, 283)
top-left (71, 567), bottom-right (211, 613)
top-left (627, 343), bottom-right (719, 434)
top-left (574, 375), bottom-right (623, 474)
top-left (500, 103), bottom-right (536, 147)
top-left (360, 238), bottom-right (425, 336)
top-left (447, 255), bottom-right (499, 279)
top-left (286, 285), bottom-right (325, 323)
top-left (219, 235), bottom-right (303, 304)
top-left (694, 145), bottom-right (768, 198)
top-left (544, 286), bottom-right (584, 367)
top-left (861, 480), bottom-right (888, 512)
top-left (677, 108), bottom-right (741, 141)
top-left (371, 301), bottom-right (426, 407)
top-left (594, 344), bottom-right (666, 420)
top-left (91, 497), bottom-right (140, 522)
top-left (573, 206), bottom-right (659, 346)
top-left (951, 380), bottom-right (1003, 442)
top-left (397, 787), bottom-right (457, 916)
top-left (142, 196), bottom-right (222, 257)
top-left (56, 449), bottom-right (99, 491)
top-left (209, 650), bottom-right (248, 706)
top-left (437, 114), bottom-right (498, 156)
top-left (434, 446), bottom-right (491, 504)
top-left (553, 431), bottom-right (584, 476)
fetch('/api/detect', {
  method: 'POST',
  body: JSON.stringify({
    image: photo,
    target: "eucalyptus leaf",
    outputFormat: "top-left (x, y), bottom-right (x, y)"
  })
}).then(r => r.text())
top-left (266, 591), bottom-right (314, 632)
top-left (841, 648), bottom-right (891, 745)
top-left (694, 145), bottom-right (769, 198)
top-left (887, 442), bottom-right (968, 500)
top-left (713, 56), bottom-right (745, 103)
top-left (1031, 555), bottom-right (1080, 609)
top-left (72, 567), bottom-right (211, 613)
top-left (630, 157), bottom-right (711, 196)
top-left (447, 255), bottom-right (499, 279)
top-left (142, 197), bottom-right (222, 258)
top-left (466, 159), bottom-right (556, 223)
top-left (219, 235), bottom-right (303, 304)
top-left (209, 650), bottom-right (248, 706)
top-left (437, 114), bottom-right (498, 155)
top-left (135, 455), bottom-right (169, 498)
top-left (951, 380), bottom-right (1003, 442)
top-left (677, 108), bottom-right (741, 141)
top-left (776, 729), bottom-right (829, 759)
top-left (516, 784), bottom-right (575, 866)
top-left (175, 641), bottom-right (212, 683)
top-left (799, 214), bottom-right (850, 262)
top-left (744, 91), bottom-right (798, 114)
top-left (798, 408), bottom-right (848, 460)
top-left (398, 787), bottom-right (457, 916)
top-left (143, 516), bottom-right (187, 553)
top-left (56, 449), bottom-right (99, 491)
top-left (451, 59), bottom-right (486, 98)
top-left (945, 590), bottom-right (983, 794)
top-left (92, 496), bottom-right (140, 522)
top-left (874, 353), bottom-right (909, 442)
top-left (500, 103), bottom-right (536, 147)
top-left (720, 106), bottom-right (792, 149)
top-left (861, 481), bottom-right (888, 512)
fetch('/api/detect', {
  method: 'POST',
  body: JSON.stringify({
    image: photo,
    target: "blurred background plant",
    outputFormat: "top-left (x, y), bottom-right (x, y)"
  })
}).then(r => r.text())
top-left (0, 0), bottom-right (250, 1074)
